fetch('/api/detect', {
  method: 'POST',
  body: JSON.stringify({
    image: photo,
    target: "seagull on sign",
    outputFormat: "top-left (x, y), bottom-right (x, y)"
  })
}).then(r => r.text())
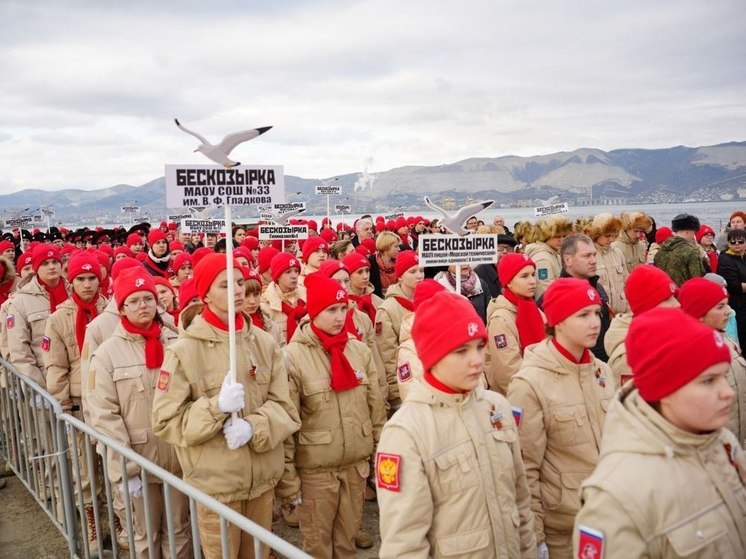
top-left (424, 196), bottom-right (494, 235)
top-left (268, 208), bottom-right (306, 226)
top-left (174, 119), bottom-right (272, 168)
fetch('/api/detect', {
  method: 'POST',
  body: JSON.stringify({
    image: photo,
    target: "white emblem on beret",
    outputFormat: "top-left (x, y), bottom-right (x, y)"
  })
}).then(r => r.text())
top-left (336, 290), bottom-right (346, 301)
top-left (135, 278), bottom-right (145, 288)
top-left (81, 264), bottom-right (93, 271)
top-left (468, 322), bottom-right (479, 336)
top-left (713, 331), bottom-right (725, 348)
top-left (587, 288), bottom-right (597, 301)
top-left (669, 283), bottom-right (676, 294)
top-left (722, 287), bottom-right (728, 296)
top-left (47, 251), bottom-right (53, 257)
top-left (290, 259), bottom-right (297, 267)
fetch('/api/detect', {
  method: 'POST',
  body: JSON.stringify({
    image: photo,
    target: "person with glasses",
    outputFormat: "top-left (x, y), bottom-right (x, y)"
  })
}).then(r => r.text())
top-left (87, 267), bottom-right (191, 558)
top-left (719, 228), bottom-right (746, 350)
top-left (612, 211), bottom-right (653, 273)
top-left (654, 214), bottom-right (706, 286)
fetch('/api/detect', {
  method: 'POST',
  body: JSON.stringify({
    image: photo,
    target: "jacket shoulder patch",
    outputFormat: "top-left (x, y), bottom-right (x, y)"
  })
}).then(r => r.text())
top-left (577, 525), bottom-right (604, 559)
top-left (41, 336), bottom-right (51, 351)
top-left (494, 333), bottom-right (507, 349)
top-left (157, 370), bottom-right (171, 392)
top-left (376, 452), bottom-right (401, 492)
top-left (6, 314), bottom-right (13, 329)
top-left (537, 268), bottom-right (549, 281)
top-left (397, 362), bottom-right (412, 382)
top-left (375, 321), bottom-right (383, 335)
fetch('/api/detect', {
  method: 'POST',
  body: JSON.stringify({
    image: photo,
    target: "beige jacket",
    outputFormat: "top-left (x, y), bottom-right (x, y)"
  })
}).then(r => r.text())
top-left (524, 242), bottom-right (561, 299)
top-left (86, 322), bottom-right (181, 484)
top-left (7, 275), bottom-right (69, 387)
top-left (574, 386), bottom-right (746, 559)
top-left (395, 313), bottom-right (423, 403)
top-left (594, 242), bottom-right (629, 315)
top-left (44, 295), bottom-right (109, 410)
top-left (378, 380), bottom-right (536, 558)
top-left (603, 313), bottom-right (632, 387)
top-left (152, 312), bottom-right (299, 503)
top-left (725, 336), bottom-right (746, 447)
top-left (1, 296), bottom-right (14, 361)
top-left (277, 320), bottom-right (386, 504)
top-left (486, 295), bottom-right (523, 394)
top-left (259, 281), bottom-right (306, 346)
top-left (349, 301), bottom-right (388, 407)
top-left (374, 282), bottom-right (412, 408)
top-left (611, 233), bottom-right (647, 273)
top-left (507, 339), bottom-right (616, 544)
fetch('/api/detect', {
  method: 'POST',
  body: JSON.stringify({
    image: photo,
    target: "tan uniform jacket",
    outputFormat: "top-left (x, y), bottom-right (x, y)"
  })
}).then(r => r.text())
top-left (374, 282), bottom-right (412, 408)
top-left (574, 386), bottom-right (746, 559)
top-left (377, 380), bottom-right (536, 559)
top-left (507, 339), bottom-right (616, 543)
top-left (725, 337), bottom-right (746, 447)
top-left (152, 314), bottom-right (300, 503)
top-left (603, 313), bottom-right (632, 387)
top-left (524, 242), bottom-right (561, 299)
top-left (1, 296), bottom-right (14, 361)
top-left (277, 320), bottom-right (386, 504)
top-left (87, 322), bottom-right (181, 484)
top-left (595, 242), bottom-right (629, 315)
top-left (395, 314), bottom-right (423, 403)
top-left (7, 275), bottom-right (69, 387)
top-left (611, 233), bottom-right (647, 273)
top-left (44, 296), bottom-right (109, 410)
top-left (349, 301), bottom-right (388, 406)
top-left (486, 296), bottom-right (523, 394)
top-left (259, 281), bottom-right (306, 346)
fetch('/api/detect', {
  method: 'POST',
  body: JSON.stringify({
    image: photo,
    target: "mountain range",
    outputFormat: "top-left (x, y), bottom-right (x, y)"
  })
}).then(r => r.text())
top-left (2, 141), bottom-right (745, 222)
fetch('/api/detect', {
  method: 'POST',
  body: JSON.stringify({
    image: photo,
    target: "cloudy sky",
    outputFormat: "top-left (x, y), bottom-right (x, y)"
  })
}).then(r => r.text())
top-left (1, 0), bottom-right (744, 192)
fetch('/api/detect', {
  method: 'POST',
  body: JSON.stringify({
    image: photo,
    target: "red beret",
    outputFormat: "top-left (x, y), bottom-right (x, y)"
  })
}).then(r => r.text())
top-left (497, 253), bottom-right (535, 288)
top-left (542, 277), bottom-right (600, 327)
top-left (114, 267), bottom-right (156, 307)
top-left (305, 272), bottom-right (348, 319)
top-left (624, 265), bottom-right (677, 316)
top-left (678, 277), bottom-right (729, 319)
top-left (67, 253), bottom-right (102, 281)
top-left (270, 252), bottom-right (301, 283)
top-left (394, 250), bottom-right (420, 279)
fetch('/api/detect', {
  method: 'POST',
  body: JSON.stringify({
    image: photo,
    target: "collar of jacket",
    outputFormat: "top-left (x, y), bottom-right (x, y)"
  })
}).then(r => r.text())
top-left (182, 312), bottom-right (248, 343)
top-left (383, 282), bottom-right (407, 300)
top-left (265, 281), bottom-right (299, 311)
top-left (405, 376), bottom-right (479, 408)
top-left (523, 338), bottom-right (599, 376)
top-left (559, 268), bottom-right (602, 289)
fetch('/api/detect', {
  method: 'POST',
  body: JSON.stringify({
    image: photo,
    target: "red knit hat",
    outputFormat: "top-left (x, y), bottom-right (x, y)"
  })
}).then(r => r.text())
top-left (191, 247), bottom-right (212, 268)
top-left (624, 265), bottom-right (677, 316)
top-left (270, 252), bottom-right (301, 283)
top-left (147, 229), bottom-right (167, 246)
top-left (233, 246), bottom-right (253, 263)
top-left (498, 253), bottom-right (535, 287)
top-left (342, 252), bottom-right (370, 274)
top-left (169, 241), bottom-right (185, 252)
top-left (307, 220), bottom-right (318, 233)
top-left (241, 236), bottom-right (260, 250)
top-left (61, 244), bottom-right (78, 258)
top-left (114, 246), bottom-right (134, 259)
top-left (126, 233), bottom-right (143, 247)
top-left (172, 253), bottom-right (192, 274)
top-left (655, 227), bottom-right (673, 245)
top-left (413, 279), bottom-right (446, 309)
top-left (258, 247), bottom-right (279, 274)
top-left (395, 250), bottom-right (420, 279)
top-left (318, 259), bottom-right (349, 278)
top-left (178, 279), bottom-right (199, 312)
top-left (542, 277), bottom-right (601, 327)
top-left (66, 252), bottom-right (102, 281)
top-left (111, 257), bottom-right (142, 281)
top-left (361, 238), bottom-right (376, 254)
top-left (193, 253), bottom-right (242, 301)
top-left (320, 228), bottom-right (337, 244)
top-left (301, 236), bottom-right (329, 263)
top-left (627, 307), bottom-right (731, 402)
top-left (98, 244), bottom-right (114, 258)
top-left (32, 245), bottom-right (61, 273)
top-left (114, 267), bottom-right (157, 307)
top-left (17, 252), bottom-right (34, 271)
top-left (395, 216), bottom-right (408, 231)
top-left (94, 251), bottom-right (110, 273)
top-left (242, 268), bottom-right (262, 285)
top-left (135, 252), bottom-right (148, 262)
top-left (305, 272), bottom-right (348, 319)
top-left (695, 225), bottom-right (715, 244)
top-left (153, 276), bottom-right (175, 295)
top-left (678, 277), bottom-right (729, 319)
top-left (0, 240), bottom-right (14, 254)
top-left (412, 291), bottom-right (487, 370)
top-left (355, 244), bottom-right (372, 257)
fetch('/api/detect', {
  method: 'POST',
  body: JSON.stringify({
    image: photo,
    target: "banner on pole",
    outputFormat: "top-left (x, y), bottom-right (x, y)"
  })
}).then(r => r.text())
top-left (418, 234), bottom-right (498, 267)
top-left (165, 164), bottom-right (285, 208)
top-left (385, 212), bottom-right (404, 220)
top-left (315, 185), bottom-right (341, 196)
top-left (121, 205), bottom-right (140, 213)
top-left (5, 217), bottom-right (32, 227)
top-left (167, 212), bottom-right (193, 222)
top-left (533, 203), bottom-right (569, 217)
top-left (258, 224), bottom-right (309, 241)
top-left (335, 204), bottom-right (351, 214)
top-left (180, 218), bottom-right (226, 234)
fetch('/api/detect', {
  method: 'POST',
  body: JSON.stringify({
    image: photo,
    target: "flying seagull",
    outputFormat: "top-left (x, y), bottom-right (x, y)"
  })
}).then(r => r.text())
top-left (269, 207), bottom-right (306, 226)
top-left (424, 196), bottom-right (494, 235)
top-left (536, 195), bottom-right (561, 206)
top-left (174, 119), bottom-right (272, 167)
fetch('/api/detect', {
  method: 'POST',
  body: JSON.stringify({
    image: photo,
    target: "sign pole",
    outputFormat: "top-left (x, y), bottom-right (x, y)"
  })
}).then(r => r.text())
top-left (455, 264), bottom-right (462, 294)
top-left (224, 205), bottom-right (238, 395)
top-left (326, 194), bottom-right (331, 231)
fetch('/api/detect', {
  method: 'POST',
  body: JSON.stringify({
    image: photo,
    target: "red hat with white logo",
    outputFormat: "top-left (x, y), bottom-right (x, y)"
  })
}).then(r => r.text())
top-left (318, 259), bottom-right (349, 278)
top-left (305, 272), bottom-right (349, 319)
top-left (342, 252), bottom-right (370, 274)
top-left (678, 277), bottom-right (729, 319)
top-left (67, 253), bottom-right (102, 281)
top-left (625, 265), bottom-right (677, 316)
top-left (114, 267), bottom-right (157, 307)
top-left (394, 250), bottom-right (419, 279)
top-left (31, 245), bottom-right (61, 273)
top-left (270, 252), bottom-right (301, 283)
top-left (542, 277), bottom-right (601, 327)
top-left (193, 253), bottom-right (242, 301)
top-left (301, 236), bottom-right (330, 263)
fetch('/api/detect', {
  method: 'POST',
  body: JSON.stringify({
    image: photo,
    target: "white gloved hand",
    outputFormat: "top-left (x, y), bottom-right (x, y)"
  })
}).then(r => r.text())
top-left (291, 496), bottom-right (302, 506)
top-left (217, 376), bottom-right (245, 414)
top-left (537, 542), bottom-right (549, 559)
top-left (119, 476), bottom-right (143, 498)
top-left (223, 417), bottom-right (253, 449)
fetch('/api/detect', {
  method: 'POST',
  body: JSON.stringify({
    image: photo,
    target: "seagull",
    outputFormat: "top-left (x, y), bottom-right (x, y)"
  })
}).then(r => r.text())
top-left (424, 196), bottom-right (494, 235)
top-left (537, 195), bottom-right (561, 206)
top-left (174, 119), bottom-right (272, 167)
top-left (268, 207), bottom-right (306, 226)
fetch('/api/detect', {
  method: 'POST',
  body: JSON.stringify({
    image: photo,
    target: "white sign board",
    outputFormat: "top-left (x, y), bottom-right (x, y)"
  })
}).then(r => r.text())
top-left (180, 218), bottom-right (226, 234)
top-left (273, 202), bottom-right (306, 212)
top-left (533, 202), bottom-right (569, 217)
top-left (121, 205), bottom-right (140, 213)
top-left (315, 184), bottom-right (341, 196)
top-left (5, 218), bottom-right (30, 227)
top-left (335, 204), bottom-right (351, 214)
top-left (135, 216), bottom-right (150, 223)
top-left (385, 212), bottom-right (404, 220)
top-left (165, 164), bottom-right (285, 208)
top-left (258, 225), bottom-right (309, 241)
top-left (418, 234), bottom-right (498, 267)
top-left (167, 212), bottom-right (192, 222)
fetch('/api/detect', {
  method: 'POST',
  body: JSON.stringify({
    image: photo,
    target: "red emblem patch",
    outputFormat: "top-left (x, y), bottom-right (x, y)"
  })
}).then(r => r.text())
top-left (376, 452), bottom-right (401, 492)
top-left (6, 314), bottom-right (14, 329)
top-left (494, 333), bottom-right (507, 349)
top-left (41, 336), bottom-right (51, 351)
top-left (397, 362), bottom-right (412, 382)
top-left (375, 322), bottom-right (382, 335)
top-left (577, 525), bottom-right (604, 559)
top-left (157, 370), bottom-right (171, 392)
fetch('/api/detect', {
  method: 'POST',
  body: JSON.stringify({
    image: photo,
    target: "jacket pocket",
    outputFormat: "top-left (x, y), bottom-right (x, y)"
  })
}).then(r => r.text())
top-left (436, 526), bottom-right (490, 556)
top-left (664, 505), bottom-right (730, 557)
top-left (558, 471), bottom-right (586, 516)
top-left (128, 428), bottom-right (148, 445)
top-left (551, 406), bottom-right (592, 446)
top-left (490, 428), bottom-right (518, 471)
top-left (298, 429), bottom-right (332, 445)
top-left (112, 366), bottom-right (146, 398)
top-left (301, 378), bottom-right (333, 411)
top-left (361, 420), bottom-right (373, 436)
top-left (433, 446), bottom-right (479, 497)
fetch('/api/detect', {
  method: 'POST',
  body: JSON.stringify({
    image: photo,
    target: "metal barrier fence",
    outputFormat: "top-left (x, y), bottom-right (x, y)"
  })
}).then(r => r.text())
top-left (0, 358), bottom-right (311, 559)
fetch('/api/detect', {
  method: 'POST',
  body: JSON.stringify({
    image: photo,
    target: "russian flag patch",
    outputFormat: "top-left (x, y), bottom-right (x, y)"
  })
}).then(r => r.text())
top-left (511, 406), bottom-right (523, 427)
top-left (41, 336), bottom-right (51, 352)
top-left (577, 525), bottom-right (604, 559)
top-left (6, 314), bottom-right (14, 329)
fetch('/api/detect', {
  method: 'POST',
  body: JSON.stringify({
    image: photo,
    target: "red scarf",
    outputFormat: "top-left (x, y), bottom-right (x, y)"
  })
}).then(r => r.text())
top-left (202, 305), bottom-right (245, 332)
top-left (120, 317), bottom-right (164, 369)
top-left (281, 299), bottom-right (307, 343)
top-left (72, 292), bottom-right (100, 352)
top-left (100, 276), bottom-right (111, 297)
top-left (39, 278), bottom-right (69, 312)
top-left (424, 371), bottom-right (467, 394)
top-left (502, 288), bottom-right (546, 352)
top-left (705, 251), bottom-right (718, 274)
top-left (251, 311), bottom-right (265, 331)
top-left (345, 309), bottom-right (362, 340)
top-left (394, 296), bottom-right (415, 312)
top-left (168, 309), bottom-right (180, 326)
top-left (310, 322), bottom-right (359, 392)
top-left (376, 254), bottom-right (397, 291)
top-left (0, 278), bottom-right (12, 306)
top-left (552, 338), bottom-right (592, 364)
top-left (348, 292), bottom-right (376, 322)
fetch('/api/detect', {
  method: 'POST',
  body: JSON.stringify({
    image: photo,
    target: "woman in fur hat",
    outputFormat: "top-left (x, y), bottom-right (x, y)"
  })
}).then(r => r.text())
top-left (524, 215), bottom-right (574, 298)
top-left (611, 211), bottom-right (652, 273)
top-left (586, 214), bottom-right (629, 315)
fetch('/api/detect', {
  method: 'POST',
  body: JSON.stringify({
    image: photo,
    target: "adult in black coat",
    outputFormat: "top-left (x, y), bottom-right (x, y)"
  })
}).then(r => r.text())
top-left (719, 228), bottom-right (746, 349)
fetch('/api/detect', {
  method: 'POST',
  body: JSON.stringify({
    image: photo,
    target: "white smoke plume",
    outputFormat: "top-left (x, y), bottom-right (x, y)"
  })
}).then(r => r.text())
top-left (354, 157), bottom-right (377, 192)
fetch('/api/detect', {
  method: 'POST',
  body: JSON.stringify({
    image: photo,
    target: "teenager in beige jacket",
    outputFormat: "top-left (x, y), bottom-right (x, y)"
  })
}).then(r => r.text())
top-left (611, 211), bottom-right (652, 273)
top-left (260, 252), bottom-right (307, 345)
top-left (152, 254), bottom-right (300, 559)
top-left (507, 278), bottom-right (617, 558)
top-left (574, 308), bottom-right (744, 559)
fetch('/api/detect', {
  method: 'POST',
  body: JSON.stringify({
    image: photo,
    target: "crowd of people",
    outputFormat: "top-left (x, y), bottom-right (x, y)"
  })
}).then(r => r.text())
top-left (0, 207), bottom-right (745, 558)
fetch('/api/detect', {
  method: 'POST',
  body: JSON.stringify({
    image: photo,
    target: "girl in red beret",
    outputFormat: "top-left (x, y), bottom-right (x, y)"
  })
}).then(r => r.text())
top-left (507, 277), bottom-right (617, 558)
top-left (143, 230), bottom-right (171, 279)
top-left (260, 252), bottom-right (307, 345)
